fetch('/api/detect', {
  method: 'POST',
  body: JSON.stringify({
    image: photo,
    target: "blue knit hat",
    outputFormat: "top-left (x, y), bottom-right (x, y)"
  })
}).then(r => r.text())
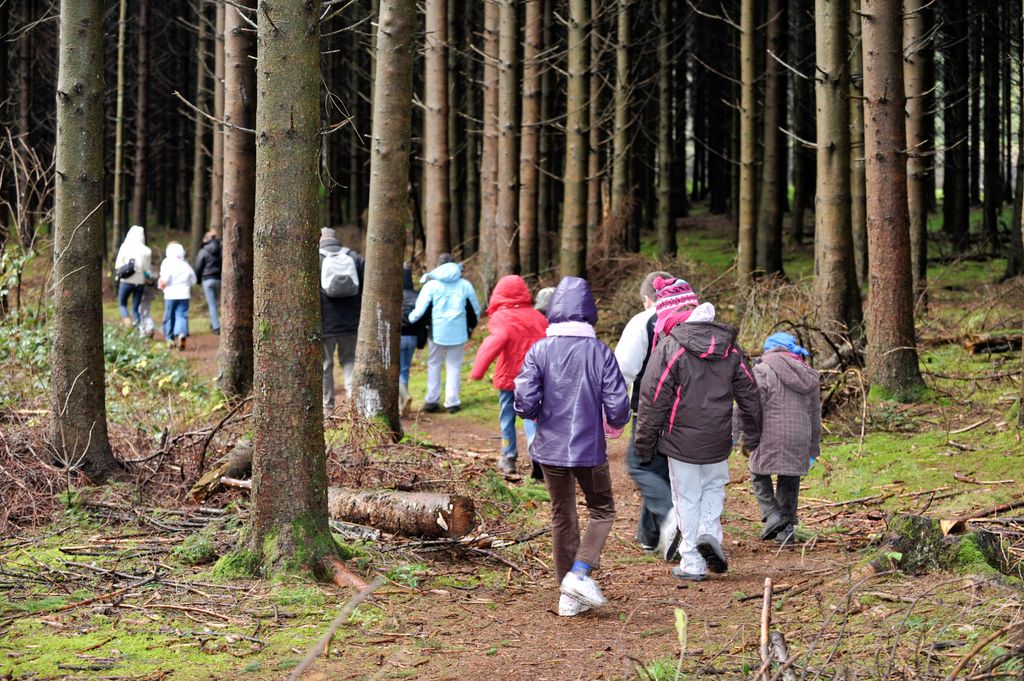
top-left (764, 332), bottom-right (809, 357)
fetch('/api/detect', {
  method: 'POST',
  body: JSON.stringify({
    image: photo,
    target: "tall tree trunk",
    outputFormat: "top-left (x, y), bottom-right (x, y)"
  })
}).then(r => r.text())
top-left (462, 3), bottom-right (480, 256)
top-left (495, 0), bottom-right (520, 275)
top-left (586, 0), bottom-right (603, 250)
top-left (789, 0), bottom-right (813, 245)
top-left (755, 0), bottom-right (786, 276)
top-left (849, 0), bottom-right (868, 287)
top-left (860, 0), bottom-right (924, 398)
top-left (189, 8), bottom-right (209, 258)
top-left (655, 0), bottom-right (674, 258)
top-left (424, 0), bottom-right (450, 266)
top-left (129, 0), bottom-right (149, 227)
top-left (969, 14), bottom-right (981, 208)
top-left (560, 0), bottom-right (590, 277)
top-left (245, 0), bottom-right (337, 577)
top-left (216, 1), bottom-right (257, 398)
top-left (736, 0), bottom-right (757, 279)
top-left (1006, 5), bottom-right (1024, 280)
top-left (518, 0), bottom-right (542, 277)
top-left (478, 1), bottom-right (499, 285)
top-left (814, 0), bottom-right (862, 337)
top-left (941, 0), bottom-right (969, 246)
top-left (352, 0), bottom-right (415, 436)
top-left (51, 0), bottom-right (117, 481)
top-left (669, 1), bottom-right (688, 222)
top-left (904, 0), bottom-right (931, 309)
top-left (610, 0), bottom-right (632, 250)
top-left (981, 2), bottom-right (1000, 251)
top-left (111, 0), bottom-right (129, 253)
top-left (448, 0), bottom-right (463, 253)
top-left (537, 0), bottom-right (554, 265)
top-left (210, 2), bottom-right (225, 235)
top-left (15, 0), bottom-right (29, 143)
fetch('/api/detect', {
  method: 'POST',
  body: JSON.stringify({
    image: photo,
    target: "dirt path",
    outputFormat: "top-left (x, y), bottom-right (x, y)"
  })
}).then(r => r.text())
top-left (181, 333), bottom-right (852, 679)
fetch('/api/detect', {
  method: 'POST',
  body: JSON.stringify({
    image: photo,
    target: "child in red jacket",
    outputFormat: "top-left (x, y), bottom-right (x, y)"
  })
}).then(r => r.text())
top-left (471, 275), bottom-right (549, 478)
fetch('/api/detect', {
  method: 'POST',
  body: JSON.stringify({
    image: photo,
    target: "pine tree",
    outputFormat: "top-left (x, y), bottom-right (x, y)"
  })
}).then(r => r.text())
top-left (560, 0), bottom-right (590, 277)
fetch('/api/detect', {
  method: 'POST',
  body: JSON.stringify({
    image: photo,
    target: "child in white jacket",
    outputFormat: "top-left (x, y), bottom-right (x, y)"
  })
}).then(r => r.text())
top-left (159, 242), bottom-right (197, 350)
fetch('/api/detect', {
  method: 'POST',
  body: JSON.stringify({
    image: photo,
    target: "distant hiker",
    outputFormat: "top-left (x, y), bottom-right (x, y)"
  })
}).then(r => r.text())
top-left (514, 276), bottom-right (630, 617)
top-left (158, 242), bottom-right (197, 351)
top-left (407, 253), bottom-right (482, 414)
top-left (400, 264), bottom-right (429, 417)
top-left (319, 227), bottom-right (365, 412)
top-left (613, 270), bottom-right (677, 558)
top-left (114, 224), bottom-right (153, 327)
top-left (193, 230), bottom-right (222, 335)
top-left (138, 248), bottom-right (160, 339)
top-left (533, 286), bottom-right (556, 317)
top-left (470, 275), bottom-right (549, 478)
top-left (743, 332), bottom-right (821, 546)
top-left (634, 278), bottom-right (762, 582)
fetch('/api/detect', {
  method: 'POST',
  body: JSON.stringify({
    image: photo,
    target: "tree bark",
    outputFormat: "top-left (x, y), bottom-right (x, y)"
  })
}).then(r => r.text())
top-left (448, 0), bottom-right (463, 253)
top-left (941, 0), bottom-right (969, 246)
top-left (189, 6), bottom-right (209, 259)
top-left (860, 0), bottom-right (925, 398)
top-left (495, 0), bottom-right (520, 275)
top-left (111, 0), bottom-right (129, 254)
top-left (478, 1), bottom-right (499, 285)
top-left (327, 488), bottom-right (476, 539)
top-left (610, 0), bottom-right (632, 249)
top-left (586, 0), bottom-right (603, 251)
top-left (246, 0), bottom-right (336, 576)
top-left (129, 0), bottom-right (149, 227)
top-left (210, 2), bottom-right (225, 235)
top-left (669, 0), bottom-right (688, 223)
top-left (560, 0), bottom-right (590, 277)
top-left (813, 0), bottom-right (862, 338)
top-left (655, 0), bottom-right (674, 258)
top-left (849, 0), bottom-right (868, 288)
top-left (518, 0), bottom-right (542, 278)
top-left (755, 0), bottom-right (786, 276)
top-left (537, 0), bottom-right (554, 264)
top-left (969, 15), bottom-right (980, 208)
top-left (462, 3), bottom-right (480, 256)
top-left (788, 0), bottom-right (814, 246)
top-left (736, 0), bottom-right (756, 279)
top-left (904, 0), bottom-right (931, 309)
top-left (51, 0), bottom-right (117, 481)
top-left (981, 2), bottom-right (1000, 251)
top-left (216, 0), bottom-right (257, 398)
top-left (352, 0), bottom-right (416, 436)
top-left (424, 0), bottom-right (451, 267)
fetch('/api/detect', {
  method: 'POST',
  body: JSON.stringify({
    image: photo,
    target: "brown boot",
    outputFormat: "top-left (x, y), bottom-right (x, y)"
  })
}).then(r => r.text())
top-left (177, 336), bottom-right (186, 351)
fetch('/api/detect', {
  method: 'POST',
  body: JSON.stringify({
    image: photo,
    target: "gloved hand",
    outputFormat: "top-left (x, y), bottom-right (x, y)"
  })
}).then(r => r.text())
top-left (603, 422), bottom-right (623, 439)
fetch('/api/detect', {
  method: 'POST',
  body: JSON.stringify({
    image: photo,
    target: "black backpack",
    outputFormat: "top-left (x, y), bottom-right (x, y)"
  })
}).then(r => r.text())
top-left (116, 258), bottom-right (136, 280)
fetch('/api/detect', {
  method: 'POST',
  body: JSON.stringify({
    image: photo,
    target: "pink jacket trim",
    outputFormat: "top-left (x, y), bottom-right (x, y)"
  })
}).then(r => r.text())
top-left (654, 346), bottom-right (687, 401)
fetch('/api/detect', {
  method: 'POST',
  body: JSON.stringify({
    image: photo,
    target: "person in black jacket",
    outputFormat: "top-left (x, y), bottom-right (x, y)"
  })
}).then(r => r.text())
top-left (400, 265), bottom-right (429, 416)
top-left (193, 231), bottom-right (222, 334)
top-left (320, 227), bottom-right (365, 412)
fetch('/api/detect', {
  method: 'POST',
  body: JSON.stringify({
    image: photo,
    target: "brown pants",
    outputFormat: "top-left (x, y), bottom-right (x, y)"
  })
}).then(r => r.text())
top-left (540, 462), bottom-right (616, 582)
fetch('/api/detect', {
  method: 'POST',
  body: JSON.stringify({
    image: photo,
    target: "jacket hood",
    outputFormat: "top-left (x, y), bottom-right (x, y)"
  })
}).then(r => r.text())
top-left (424, 261), bottom-right (463, 283)
top-left (403, 267), bottom-right (414, 290)
top-left (166, 242), bottom-right (186, 260)
top-left (762, 349), bottom-right (819, 393)
top-left (547, 276), bottom-right (597, 325)
top-left (125, 225), bottom-right (146, 247)
top-left (669, 320), bottom-right (737, 359)
top-left (487, 275), bottom-right (531, 315)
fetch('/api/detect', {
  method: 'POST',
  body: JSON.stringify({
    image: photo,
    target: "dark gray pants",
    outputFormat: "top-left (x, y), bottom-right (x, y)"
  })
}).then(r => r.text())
top-left (751, 474), bottom-right (800, 527)
top-left (626, 417), bottom-right (674, 547)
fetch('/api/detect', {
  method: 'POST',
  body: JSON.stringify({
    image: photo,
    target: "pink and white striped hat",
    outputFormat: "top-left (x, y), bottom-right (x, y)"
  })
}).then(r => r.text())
top-left (654, 277), bottom-right (699, 314)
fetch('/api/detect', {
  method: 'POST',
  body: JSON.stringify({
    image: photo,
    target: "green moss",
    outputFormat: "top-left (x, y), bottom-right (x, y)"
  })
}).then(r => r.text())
top-left (171, 530), bottom-right (218, 566)
top-left (954, 535), bottom-right (1001, 577)
top-left (387, 563), bottom-right (429, 588)
top-left (271, 584), bottom-right (326, 607)
top-left (257, 318), bottom-right (271, 340)
top-left (212, 547), bottom-right (261, 579)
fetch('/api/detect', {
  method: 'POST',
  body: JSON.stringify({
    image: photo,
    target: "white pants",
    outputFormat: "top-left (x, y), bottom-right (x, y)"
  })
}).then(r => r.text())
top-left (425, 341), bottom-right (464, 408)
top-left (668, 458), bottom-right (730, 574)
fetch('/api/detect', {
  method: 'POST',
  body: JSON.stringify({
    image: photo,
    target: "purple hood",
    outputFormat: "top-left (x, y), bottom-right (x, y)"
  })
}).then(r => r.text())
top-left (513, 277), bottom-right (629, 467)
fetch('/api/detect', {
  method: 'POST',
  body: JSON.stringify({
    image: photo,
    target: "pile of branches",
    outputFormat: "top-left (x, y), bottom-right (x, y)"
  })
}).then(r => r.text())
top-left (0, 419), bottom-right (66, 537)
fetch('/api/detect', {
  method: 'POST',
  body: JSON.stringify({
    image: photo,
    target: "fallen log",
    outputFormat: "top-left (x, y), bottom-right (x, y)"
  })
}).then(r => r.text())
top-left (189, 442), bottom-right (253, 501)
top-left (327, 487), bottom-right (475, 539)
top-left (940, 495), bottom-right (1024, 536)
top-left (964, 334), bottom-right (1022, 355)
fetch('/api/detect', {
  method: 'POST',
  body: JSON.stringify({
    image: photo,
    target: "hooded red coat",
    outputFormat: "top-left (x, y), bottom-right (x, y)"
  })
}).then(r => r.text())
top-left (470, 275), bottom-right (549, 390)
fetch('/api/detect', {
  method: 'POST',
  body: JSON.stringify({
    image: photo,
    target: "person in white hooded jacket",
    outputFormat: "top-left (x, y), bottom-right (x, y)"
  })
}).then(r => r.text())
top-left (158, 242), bottom-right (197, 350)
top-left (114, 225), bottom-right (153, 326)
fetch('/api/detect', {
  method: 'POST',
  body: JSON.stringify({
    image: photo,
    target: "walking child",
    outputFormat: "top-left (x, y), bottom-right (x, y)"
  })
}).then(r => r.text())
top-left (744, 332), bottom-right (821, 545)
top-left (470, 275), bottom-right (548, 478)
top-left (514, 277), bottom-right (630, 616)
top-left (634, 278), bottom-right (762, 581)
top-left (158, 242), bottom-right (197, 351)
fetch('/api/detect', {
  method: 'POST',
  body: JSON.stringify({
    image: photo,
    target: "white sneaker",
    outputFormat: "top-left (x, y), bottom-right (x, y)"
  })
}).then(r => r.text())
top-left (659, 513), bottom-right (681, 562)
top-left (558, 593), bottom-right (591, 617)
top-left (559, 572), bottom-right (608, 608)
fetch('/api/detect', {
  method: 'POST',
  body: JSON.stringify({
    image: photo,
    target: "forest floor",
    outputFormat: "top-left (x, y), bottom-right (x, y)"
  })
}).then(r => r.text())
top-left (2, 220), bottom-right (1024, 679)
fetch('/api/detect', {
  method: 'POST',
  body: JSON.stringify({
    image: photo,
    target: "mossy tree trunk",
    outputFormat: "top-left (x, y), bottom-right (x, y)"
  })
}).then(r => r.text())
top-left (423, 0), bottom-right (450, 267)
top-left (50, 0), bottom-right (118, 482)
top-left (246, 0), bottom-right (337, 577)
top-left (560, 0), bottom-right (589, 278)
top-left (352, 0), bottom-right (415, 437)
top-left (813, 0), bottom-right (862, 339)
top-left (860, 0), bottom-right (925, 399)
top-left (216, 1), bottom-right (256, 398)
top-left (495, 0), bottom-right (519, 275)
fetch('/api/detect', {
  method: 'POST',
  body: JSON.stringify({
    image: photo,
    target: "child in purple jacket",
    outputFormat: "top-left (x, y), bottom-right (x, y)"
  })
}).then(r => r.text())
top-left (514, 277), bottom-right (630, 617)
